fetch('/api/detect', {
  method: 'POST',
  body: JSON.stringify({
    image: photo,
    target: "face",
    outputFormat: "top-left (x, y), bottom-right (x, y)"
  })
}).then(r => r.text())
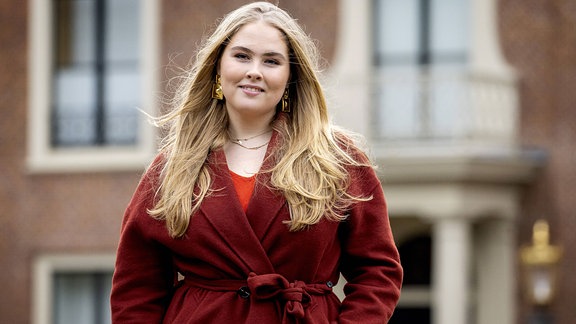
top-left (218, 21), bottom-right (291, 121)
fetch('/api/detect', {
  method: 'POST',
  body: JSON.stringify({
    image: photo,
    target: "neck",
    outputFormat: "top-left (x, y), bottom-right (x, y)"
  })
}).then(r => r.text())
top-left (226, 106), bottom-right (276, 140)
top-left (228, 124), bottom-right (273, 141)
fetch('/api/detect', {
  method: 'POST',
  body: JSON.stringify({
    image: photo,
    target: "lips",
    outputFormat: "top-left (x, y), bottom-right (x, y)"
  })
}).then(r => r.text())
top-left (239, 85), bottom-right (264, 93)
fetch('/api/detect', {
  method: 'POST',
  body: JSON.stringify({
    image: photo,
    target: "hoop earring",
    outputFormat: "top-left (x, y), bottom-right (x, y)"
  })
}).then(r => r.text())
top-left (211, 75), bottom-right (223, 100)
top-left (281, 88), bottom-right (290, 113)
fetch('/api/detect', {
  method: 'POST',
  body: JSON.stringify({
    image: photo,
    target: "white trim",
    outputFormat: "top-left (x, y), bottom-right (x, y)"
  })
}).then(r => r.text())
top-left (469, 0), bottom-right (516, 78)
top-left (27, 0), bottom-right (160, 173)
top-left (32, 253), bottom-right (116, 324)
top-left (326, 0), bottom-right (372, 135)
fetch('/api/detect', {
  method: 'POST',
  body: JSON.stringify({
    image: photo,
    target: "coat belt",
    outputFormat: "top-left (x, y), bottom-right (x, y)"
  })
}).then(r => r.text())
top-left (182, 272), bottom-right (334, 323)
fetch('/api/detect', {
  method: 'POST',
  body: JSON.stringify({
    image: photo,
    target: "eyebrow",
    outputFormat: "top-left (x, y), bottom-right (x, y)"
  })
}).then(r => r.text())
top-left (230, 46), bottom-right (288, 61)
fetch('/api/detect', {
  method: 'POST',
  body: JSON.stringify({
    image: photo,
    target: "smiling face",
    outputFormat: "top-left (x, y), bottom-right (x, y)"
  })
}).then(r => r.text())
top-left (218, 21), bottom-right (291, 123)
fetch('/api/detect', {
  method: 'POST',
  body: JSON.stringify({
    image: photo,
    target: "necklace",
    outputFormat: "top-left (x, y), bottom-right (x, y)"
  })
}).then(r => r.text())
top-left (228, 129), bottom-right (272, 145)
top-left (230, 140), bottom-right (270, 150)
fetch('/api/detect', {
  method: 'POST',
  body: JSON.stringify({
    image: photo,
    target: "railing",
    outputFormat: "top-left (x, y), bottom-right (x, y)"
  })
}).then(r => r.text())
top-left (51, 108), bottom-right (139, 147)
top-left (371, 69), bottom-right (518, 146)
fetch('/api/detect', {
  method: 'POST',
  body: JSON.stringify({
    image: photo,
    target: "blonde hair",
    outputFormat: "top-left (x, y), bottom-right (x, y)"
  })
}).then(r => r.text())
top-left (149, 1), bottom-right (372, 238)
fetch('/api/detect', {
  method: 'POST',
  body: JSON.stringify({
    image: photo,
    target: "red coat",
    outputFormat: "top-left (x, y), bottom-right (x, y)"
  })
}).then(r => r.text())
top-left (111, 140), bottom-right (403, 323)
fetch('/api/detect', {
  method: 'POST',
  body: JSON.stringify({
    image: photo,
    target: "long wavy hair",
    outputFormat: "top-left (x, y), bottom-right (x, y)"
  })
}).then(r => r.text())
top-left (149, 1), bottom-right (372, 238)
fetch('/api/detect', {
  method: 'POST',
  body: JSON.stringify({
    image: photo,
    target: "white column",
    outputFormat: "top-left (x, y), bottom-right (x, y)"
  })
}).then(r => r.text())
top-left (475, 219), bottom-right (515, 324)
top-left (469, 0), bottom-right (519, 146)
top-left (432, 218), bottom-right (471, 324)
top-left (469, 0), bottom-right (515, 77)
top-left (327, 0), bottom-right (371, 135)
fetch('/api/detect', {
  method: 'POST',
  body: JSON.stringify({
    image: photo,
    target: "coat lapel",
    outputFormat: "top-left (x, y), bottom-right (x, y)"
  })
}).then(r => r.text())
top-left (199, 148), bottom-right (276, 274)
top-left (246, 132), bottom-right (288, 240)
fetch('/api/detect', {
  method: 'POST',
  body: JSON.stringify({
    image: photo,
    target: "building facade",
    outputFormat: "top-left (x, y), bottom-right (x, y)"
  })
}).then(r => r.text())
top-left (0, 0), bottom-right (574, 323)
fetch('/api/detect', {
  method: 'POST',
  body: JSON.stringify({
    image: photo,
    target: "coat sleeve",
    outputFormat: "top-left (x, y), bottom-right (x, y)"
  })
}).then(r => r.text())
top-left (338, 165), bottom-right (403, 323)
top-left (110, 160), bottom-right (175, 323)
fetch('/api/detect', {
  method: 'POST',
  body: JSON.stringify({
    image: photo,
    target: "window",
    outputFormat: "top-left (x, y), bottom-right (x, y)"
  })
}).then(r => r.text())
top-left (33, 254), bottom-right (115, 324)
top-left (372, 0), bottom-right (469, 140)
top-left (28, 0), bottom-right (159, 172)
top-left (52, 0), bottom-right (140, 147)
top-left (53, 272), bottom-right (112, 324)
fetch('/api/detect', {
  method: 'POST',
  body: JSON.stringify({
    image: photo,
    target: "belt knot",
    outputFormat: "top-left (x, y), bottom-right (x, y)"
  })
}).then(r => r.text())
top-left (246, 272), bottom-right (332, 321)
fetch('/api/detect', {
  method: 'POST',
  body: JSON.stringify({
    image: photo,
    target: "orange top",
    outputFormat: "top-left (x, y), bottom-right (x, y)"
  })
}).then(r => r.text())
top-left (229, 171), bottom-right (257, 212)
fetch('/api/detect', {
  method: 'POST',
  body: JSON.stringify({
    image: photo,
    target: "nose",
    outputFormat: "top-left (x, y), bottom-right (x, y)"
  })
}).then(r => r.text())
top-left (245, 62), bottom-right (263, 80)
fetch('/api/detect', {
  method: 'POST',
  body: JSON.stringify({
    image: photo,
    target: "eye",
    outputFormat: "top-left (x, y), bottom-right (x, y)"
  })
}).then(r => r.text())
top-left (234, 53), bottom-right (250, 61)
top-left (265, 59), bottom-right (280, 65)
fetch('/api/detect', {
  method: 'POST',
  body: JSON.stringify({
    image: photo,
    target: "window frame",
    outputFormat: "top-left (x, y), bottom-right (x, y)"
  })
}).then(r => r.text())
top-left (32, 253), bottom-right (116, 324)
top-left (371, 0), bottom-right (470, 141)
top-left (27, 0), bottom-right (160, 173)
top-left (373, 0), bottom-right (469, 68)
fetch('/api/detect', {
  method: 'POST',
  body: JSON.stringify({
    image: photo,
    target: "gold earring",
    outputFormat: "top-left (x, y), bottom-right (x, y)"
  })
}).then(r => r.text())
top-left (211, 75), bottom-right (223, 100)
top-left (281, 88), bottom-right (290, 113)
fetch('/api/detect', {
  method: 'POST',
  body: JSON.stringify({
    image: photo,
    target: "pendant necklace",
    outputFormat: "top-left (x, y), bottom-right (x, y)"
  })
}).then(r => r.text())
top-left (228, 129), bottom-right (272, 145)
top-left (230, 140), bottom-right (270, 150)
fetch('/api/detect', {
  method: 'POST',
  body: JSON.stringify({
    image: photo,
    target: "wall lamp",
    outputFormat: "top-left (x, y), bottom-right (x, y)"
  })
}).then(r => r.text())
top-left (520, 219), bottom-right (562, 307)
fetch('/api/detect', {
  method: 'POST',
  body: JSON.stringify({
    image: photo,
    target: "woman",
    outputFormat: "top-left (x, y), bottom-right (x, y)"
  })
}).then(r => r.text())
top-left (111, 2), bottom-right (402, 323)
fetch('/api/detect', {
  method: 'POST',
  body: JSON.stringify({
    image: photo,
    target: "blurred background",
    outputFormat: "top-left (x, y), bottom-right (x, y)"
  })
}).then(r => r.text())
top-left (1, 0), bottom-right (575, 323)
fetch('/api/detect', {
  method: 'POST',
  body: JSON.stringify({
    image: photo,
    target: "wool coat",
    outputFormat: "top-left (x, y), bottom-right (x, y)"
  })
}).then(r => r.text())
top-left (111, 137), bottom-right (403, 323)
